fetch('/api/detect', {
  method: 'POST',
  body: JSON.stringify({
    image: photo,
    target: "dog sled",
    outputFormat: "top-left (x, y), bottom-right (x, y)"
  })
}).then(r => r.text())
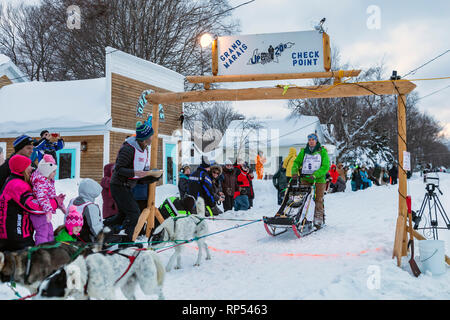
top-left (263, 177), bottom-right (322, 238)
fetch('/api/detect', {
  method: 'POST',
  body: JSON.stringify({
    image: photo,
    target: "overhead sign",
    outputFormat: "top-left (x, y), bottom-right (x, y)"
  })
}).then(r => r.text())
top-left (216, 30), bottom-right (328, 76)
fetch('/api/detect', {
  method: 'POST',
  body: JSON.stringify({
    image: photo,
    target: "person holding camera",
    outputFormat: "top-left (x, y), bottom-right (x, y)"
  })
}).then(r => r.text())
top-left (31, 130), bottom-right (65, 164)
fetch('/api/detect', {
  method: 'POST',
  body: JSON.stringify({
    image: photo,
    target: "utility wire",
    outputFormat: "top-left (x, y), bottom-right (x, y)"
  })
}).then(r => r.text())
top-left (401, 49), bottom-right (450, 78)
top-left (187, 0), bottom-right (256, 27)
top-left (417, 84), bottom-right (450, 101)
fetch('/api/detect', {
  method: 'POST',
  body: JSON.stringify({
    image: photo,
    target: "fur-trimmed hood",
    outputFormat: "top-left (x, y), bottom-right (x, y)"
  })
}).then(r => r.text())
top-left (210, 165), bottom-right (222, 175)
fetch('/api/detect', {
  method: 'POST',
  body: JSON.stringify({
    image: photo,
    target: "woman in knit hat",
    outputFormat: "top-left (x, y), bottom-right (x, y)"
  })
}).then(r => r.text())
top-left (0, 155), bottom-right (61, 251)
top-left (55, 206), bottom-right (84, 242)
top-left (30, 154), bottom-right (67, 245)
top-left (108, 119), bottom-right (163, 245)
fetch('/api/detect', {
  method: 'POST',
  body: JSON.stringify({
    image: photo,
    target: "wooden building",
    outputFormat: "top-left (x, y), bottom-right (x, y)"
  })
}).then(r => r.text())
top-left (0, 48), bottom-right (185, 184)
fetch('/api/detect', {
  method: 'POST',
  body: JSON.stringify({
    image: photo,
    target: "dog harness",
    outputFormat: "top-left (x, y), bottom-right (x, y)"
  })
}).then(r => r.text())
top-left (106, 249), bottom-right (143, 285)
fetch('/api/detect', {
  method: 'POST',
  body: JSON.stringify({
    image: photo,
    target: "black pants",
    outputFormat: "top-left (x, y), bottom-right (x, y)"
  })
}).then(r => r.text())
top-left (0, 237), bottom-right (34, 252)
top-left (110, 183), bottom-right (141, 241)
top-left (277, 189), bottom-right (285, 205)
top-left (223, 195), bottom-right (234, 212)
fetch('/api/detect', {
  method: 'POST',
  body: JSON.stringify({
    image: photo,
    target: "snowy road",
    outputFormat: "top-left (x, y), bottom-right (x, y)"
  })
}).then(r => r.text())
top-left (1, 173), bottom-right (449, 300)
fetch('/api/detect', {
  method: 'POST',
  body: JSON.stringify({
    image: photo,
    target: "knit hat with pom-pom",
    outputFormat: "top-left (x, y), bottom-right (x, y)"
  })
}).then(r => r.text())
top-left (65, 205), bottom-right (83, 236)
top-left (136, 120), bottom-right (154, 141)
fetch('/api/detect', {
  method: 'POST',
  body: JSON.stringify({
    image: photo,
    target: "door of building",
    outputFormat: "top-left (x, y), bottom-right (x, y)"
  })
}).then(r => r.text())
top-left (56, 149), bottom-right (76, 180)
top-left (164, 143), bottom-right (177, 185)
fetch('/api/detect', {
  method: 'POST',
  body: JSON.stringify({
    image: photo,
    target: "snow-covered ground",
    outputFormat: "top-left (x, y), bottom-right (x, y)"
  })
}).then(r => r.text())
top-left (1, 172), bottom-right (449, 300)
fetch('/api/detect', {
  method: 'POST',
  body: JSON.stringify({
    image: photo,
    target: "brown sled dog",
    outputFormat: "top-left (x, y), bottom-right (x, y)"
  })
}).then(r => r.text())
top-left (0, 228), bottom-right (106, 293)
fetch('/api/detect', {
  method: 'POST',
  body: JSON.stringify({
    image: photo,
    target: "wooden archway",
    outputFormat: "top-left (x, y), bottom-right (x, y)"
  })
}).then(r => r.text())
top-left (130, 69), bottom-right (448, 269)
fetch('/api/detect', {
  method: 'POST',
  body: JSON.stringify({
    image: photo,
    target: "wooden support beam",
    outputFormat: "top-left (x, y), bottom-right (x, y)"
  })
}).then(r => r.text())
top-left (323, 32), bottom-right (331, 72)
top-left (212, 39), bottom-right (218, 76)
top-left (186, 70), bottom-right (361, 84)
top-left (392, 215), bottom-right (406, 266)
top-left (392, 93), bottom-right (409, 265)
top-left (146, 80), bottom-right (416, 104)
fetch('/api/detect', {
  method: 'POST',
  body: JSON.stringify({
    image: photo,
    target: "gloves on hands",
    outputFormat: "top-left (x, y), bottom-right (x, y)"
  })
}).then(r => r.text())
top-left (55, 193), bottom-right (66, 211)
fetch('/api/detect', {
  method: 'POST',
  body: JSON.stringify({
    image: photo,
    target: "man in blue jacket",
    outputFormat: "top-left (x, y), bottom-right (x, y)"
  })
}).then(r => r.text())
top-left (31, 130), bottom-right (65, 163)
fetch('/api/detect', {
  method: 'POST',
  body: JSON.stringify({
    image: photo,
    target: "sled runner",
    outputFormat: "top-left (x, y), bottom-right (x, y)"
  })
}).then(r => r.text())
top-left (263, 177), bottom-right (322, 238)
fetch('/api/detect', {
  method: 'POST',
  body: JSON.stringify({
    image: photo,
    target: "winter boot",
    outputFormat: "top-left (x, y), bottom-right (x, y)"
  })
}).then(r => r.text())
top-left (313, 217), bottom-right (324, 230)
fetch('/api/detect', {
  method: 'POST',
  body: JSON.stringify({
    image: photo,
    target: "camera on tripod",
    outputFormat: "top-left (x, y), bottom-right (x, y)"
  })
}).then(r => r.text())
top-left (424, 176), bottom-right (439, 187)
top-left (412, 175), bottom-right (450, 240)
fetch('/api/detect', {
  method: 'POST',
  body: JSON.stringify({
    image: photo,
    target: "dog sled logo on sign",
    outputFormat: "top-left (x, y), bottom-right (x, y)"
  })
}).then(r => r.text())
top-left (247, 42), bottom-right (295, 65)
top-left (217, 30), bottom-right (327, 75)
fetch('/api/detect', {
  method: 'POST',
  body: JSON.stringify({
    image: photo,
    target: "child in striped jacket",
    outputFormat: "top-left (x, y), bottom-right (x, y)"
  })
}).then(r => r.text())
top-left (30, 154), bottom-right (66, 245)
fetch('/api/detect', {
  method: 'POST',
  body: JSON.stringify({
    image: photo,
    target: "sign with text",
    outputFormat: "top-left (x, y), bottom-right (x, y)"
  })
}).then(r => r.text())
top-left (217, 30), bottom-right (326, 75)
top-left (403, 151), bottom-right (411, 171)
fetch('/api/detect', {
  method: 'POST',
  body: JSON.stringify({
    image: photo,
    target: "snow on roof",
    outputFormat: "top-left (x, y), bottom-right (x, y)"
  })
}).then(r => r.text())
top-left (0, 54), bottom-right (28, 83)
top-left (106, 47), bottom-right (185, 93)
top-left (221, 115), bottom-right (323, 148)
top-left (0, 77), bottom-right (108, 136)
top-left (0, 54), bottom-right (11, 65)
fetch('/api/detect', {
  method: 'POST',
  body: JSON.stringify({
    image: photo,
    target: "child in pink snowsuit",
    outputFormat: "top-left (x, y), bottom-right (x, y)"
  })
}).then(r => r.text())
top-left (30, 154), bottom-right (66, 245)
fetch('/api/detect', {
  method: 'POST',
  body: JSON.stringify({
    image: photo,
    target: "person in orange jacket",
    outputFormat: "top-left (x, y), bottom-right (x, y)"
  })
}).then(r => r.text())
top-left (255, 150), bottom-right (266, 180)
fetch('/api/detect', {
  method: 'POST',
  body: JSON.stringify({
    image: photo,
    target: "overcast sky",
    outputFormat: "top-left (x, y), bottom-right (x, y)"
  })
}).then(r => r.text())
top-left (227, 0), bottom-right (450, 138)
top-left (4, 0), bottom-right (450, 138)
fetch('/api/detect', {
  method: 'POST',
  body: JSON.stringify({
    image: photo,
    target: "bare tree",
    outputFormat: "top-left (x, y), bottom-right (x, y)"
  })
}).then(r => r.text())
top-left (288, 49), bottom-right (450, 169)
top-left (289, 62), bottom-right (396, 165)
top-left (0, 0), bottom-right (240, 81)
top-left (0, 3), bottom-right (60, 81)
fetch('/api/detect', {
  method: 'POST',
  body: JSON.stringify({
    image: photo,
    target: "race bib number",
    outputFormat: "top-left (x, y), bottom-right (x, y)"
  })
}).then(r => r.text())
top-left (301, 154), bottom-right (322, 175)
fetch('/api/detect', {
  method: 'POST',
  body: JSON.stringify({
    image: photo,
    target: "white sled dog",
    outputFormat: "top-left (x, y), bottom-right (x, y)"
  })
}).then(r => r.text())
top-left (36, 247), bottom-right (165, 300)
top-left (150, 214), bottom-right (211, 272)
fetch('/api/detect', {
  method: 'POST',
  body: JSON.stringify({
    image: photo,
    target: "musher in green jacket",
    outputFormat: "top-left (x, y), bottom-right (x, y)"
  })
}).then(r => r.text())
top-left (291, 133), bottom-right (330, 229)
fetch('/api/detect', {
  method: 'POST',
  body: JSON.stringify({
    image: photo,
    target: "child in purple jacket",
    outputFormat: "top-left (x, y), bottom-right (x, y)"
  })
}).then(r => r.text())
top-left (30, 154), bottom-right (66, 245)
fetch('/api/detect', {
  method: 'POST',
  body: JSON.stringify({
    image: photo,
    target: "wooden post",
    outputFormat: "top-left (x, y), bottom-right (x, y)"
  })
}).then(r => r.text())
top-left (145, 103), bottom-right (161, 238)
top-left (132, 102), bottom-right (161, 241)
top-left (322, 32), bottom-right (331, 72)
top-left (212, 39), bottom-right (218, 76)
top-left (392, 93), bottom-right (408, 265)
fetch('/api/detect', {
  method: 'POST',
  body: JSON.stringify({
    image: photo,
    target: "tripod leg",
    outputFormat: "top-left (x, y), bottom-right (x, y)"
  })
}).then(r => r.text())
top-left (433, 195), bottom-right (450, 228)
top-left (414, 194), bottom-right (428, 229)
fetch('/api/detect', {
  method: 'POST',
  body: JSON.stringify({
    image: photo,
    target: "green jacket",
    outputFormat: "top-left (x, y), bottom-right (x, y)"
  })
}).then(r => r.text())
top-left (291, 142), bottom-right (330, 184)
top-left (55, 228), bottom-right (77, 242)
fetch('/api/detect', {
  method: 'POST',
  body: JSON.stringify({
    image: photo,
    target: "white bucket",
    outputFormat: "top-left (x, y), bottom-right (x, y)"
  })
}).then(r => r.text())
top-left (418, 240), bottom-right (446, 276)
